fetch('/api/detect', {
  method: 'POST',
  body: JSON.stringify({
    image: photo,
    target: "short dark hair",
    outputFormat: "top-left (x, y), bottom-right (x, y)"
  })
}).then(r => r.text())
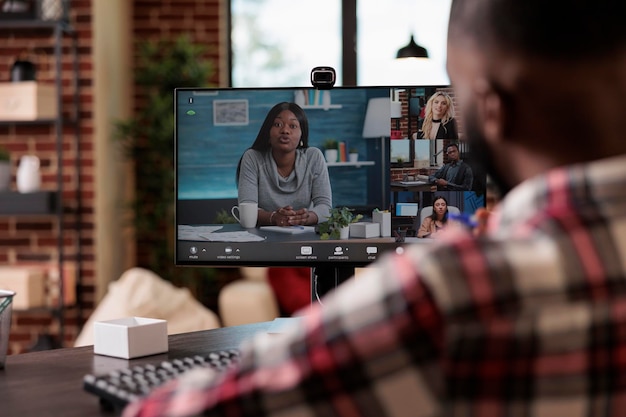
top-left (449, 0), bottom-right (626, 59)
top-left (446, 143), bottom-right (459, 152)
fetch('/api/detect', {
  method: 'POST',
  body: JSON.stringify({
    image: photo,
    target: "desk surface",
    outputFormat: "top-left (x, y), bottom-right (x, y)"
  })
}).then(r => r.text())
top-left (0, 321), bottom-right (270, 417)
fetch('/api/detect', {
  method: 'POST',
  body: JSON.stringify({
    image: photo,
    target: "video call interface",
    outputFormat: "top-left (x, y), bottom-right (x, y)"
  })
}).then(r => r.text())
top-left (175, 86), bottom-right (486, 267)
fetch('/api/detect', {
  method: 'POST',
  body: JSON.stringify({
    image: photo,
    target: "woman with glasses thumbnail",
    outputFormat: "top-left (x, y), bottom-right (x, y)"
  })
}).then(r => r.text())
top-left (236, 101), bottom-right (332, 227)
top-left (413, 91), bottom-right (458, 140)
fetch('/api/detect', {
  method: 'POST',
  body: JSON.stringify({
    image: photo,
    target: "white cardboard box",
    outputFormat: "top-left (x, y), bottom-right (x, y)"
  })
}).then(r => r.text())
top-left (0, 81), bottom-right (58, 121)
top-left (372, 211), bottom-right (391, 237)
top-left (349, 222), bottom-right (380, 238)
top-left (0, 266), bottom-right (46, 310)
top-left (94, 317), bottom-right (168, 359)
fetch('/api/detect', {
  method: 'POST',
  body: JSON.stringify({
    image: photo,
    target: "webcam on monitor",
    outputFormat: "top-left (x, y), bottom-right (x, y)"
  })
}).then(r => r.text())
top-left (310, 66), bottom-right (336, 89)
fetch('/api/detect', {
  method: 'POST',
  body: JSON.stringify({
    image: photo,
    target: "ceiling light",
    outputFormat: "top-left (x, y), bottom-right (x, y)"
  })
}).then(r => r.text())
top-left (396, 35), bottom-right (429, 59)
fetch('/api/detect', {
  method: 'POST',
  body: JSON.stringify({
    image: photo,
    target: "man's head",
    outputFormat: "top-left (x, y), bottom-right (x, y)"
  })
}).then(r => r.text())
top-left (447, 0), bottom-right (626, 195)
top-left (445, 143), bottom-right (460, 163)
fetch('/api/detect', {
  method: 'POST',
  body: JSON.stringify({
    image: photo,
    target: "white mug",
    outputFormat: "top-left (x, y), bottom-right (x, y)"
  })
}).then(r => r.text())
top-left (231, 202), bottom-right (258, 228)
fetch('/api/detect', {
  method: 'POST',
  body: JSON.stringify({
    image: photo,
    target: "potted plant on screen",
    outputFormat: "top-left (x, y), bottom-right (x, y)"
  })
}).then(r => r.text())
top-left (318, 207), bottom-right (363, 240)
top-left (349, 147), bottom-right (359, 163)
top-left (322, 139), bottom-right (338, 163)
top-left (0, 146), bottom-right (11, 191)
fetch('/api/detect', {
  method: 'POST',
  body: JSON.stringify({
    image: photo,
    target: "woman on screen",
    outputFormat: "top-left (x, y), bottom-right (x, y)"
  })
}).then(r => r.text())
top-left (236, 102), bottom-right (332, 227)
top-left (417, 195), bottom-right (450, 238)
top-left (413, 91), bottom-right (458, 139)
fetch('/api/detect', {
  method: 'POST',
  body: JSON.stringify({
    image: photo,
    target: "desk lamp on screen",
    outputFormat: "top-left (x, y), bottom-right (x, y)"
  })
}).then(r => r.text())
top-left (362, 97), bottom-right (392, 207)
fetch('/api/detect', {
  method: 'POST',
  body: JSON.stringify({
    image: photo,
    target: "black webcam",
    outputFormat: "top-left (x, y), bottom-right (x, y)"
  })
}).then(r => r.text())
top-left (310, 66), bottom-right (336, 89)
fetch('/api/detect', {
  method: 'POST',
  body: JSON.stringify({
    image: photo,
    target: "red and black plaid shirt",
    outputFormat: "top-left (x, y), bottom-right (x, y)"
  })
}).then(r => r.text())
top-left (125, 154), bottom-right (626, 417)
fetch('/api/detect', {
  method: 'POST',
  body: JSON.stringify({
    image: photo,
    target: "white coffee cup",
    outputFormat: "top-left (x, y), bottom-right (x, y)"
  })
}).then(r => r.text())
top-left (231, 202), bottom-right (258, 228)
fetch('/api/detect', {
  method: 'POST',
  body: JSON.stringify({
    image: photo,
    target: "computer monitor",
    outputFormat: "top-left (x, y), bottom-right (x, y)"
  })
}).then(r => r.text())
top-left (175, 85), bottom-right (486, 270)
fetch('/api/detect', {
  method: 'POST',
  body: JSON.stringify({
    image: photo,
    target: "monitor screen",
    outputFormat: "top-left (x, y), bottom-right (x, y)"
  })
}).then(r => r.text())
top-left (175, 85), bottom-right (486, 268)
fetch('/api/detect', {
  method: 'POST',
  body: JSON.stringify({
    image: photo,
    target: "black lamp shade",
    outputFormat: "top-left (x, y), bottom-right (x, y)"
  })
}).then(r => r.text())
top-left (396, 35), bottom-right (429, 59)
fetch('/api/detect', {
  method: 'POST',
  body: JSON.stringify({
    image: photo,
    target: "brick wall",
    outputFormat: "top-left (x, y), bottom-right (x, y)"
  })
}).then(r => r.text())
top-left (1, 0), bottom-right (224, 354)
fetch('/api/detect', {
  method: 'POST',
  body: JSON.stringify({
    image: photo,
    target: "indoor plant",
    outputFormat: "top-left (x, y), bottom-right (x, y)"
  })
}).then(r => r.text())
top-left (114, 35), bottom-right (218, 296)
top-left (322, 139), bottom-right (338, 163)
top-left (0, 146), bottom-right (11, 191)
top-left (349, 147), bottom-right (359, 162)
top-left (318, 207), bottom-right (363, 240)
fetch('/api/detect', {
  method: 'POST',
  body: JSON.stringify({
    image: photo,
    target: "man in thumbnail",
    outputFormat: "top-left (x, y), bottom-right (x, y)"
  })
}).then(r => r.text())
top-left (428, 142), bottom-right (473, 191)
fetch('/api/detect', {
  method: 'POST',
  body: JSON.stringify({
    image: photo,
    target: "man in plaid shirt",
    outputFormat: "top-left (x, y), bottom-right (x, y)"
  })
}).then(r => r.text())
top-left (125, 0), bottom-right (626, 415)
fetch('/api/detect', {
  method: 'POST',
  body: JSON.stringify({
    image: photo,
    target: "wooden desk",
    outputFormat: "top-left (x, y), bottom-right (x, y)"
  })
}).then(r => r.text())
top-left (0, 322), bottom-right (270, 417)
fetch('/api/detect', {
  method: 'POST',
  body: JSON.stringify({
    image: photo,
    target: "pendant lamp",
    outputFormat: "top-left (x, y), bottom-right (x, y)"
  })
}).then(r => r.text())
top-left (396, 35), bottom-right (429, 59)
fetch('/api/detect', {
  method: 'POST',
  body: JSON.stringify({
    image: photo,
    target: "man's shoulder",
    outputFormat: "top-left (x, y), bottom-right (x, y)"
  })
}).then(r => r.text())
top-left (412, 231), bottom-right (565, 315)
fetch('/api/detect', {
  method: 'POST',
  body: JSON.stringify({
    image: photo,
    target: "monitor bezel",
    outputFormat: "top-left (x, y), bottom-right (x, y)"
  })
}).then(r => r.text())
top-left (174, 85), bottom-right (477, 268)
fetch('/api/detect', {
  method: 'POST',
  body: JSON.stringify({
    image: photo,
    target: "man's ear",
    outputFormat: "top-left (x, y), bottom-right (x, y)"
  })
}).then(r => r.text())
top-left (473, 78), bottom-right (508, 144)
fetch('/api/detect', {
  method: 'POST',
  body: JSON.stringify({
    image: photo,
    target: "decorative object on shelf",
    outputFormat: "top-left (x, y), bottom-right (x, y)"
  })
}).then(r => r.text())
top-left (0, 146), bottom-right (10, 191)
top-left (318, 206), bottom-right (363, 240)
top-left (338, 141), bottom-right (347, 162)
top-left (10, 53), bottom-right (36, 82)
top-left (0, 0), bottom-right (67, 21)
top-left (322, 138), bottom-right (338, 163)
top-left (322, 90), bottom-right (331, 110)
top-left (349, 147), bottom-right (359, 163)
top-left (0, 0), bottom-right (36, 19)
top-left (39, 0), bottom-right (64, 21)
top-left (293, 89), bottom-right (305, 107)
top-left (0, 81), bottom-right (58, 121)
top-left (16, 154), bottom-right (41, 193)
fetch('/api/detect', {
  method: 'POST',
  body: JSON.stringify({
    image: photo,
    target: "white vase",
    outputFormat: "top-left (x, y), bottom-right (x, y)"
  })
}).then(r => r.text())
top-left (322, 90), bottom-right (331, 110)
top-left (17, 155), bottom-right (41, 193)
top-left (0, 162), bottom-right (10, 191)
top-left (294, 90), bottom-right (305, 107)
top-left (339, 225), bottom-right (350, 239)
top-left (325, 149), bottom-right (338, 163)
top-left (349, 153), bottom-right (358, 162)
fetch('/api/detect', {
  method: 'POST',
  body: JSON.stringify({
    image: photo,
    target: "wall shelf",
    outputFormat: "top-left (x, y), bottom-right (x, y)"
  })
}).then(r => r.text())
top-left (301, 104), bottom-right (342, 110)
top-left (0, 191), bottom-right (57, 215)
top-left (0, 18), bottom-right (81, 348)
